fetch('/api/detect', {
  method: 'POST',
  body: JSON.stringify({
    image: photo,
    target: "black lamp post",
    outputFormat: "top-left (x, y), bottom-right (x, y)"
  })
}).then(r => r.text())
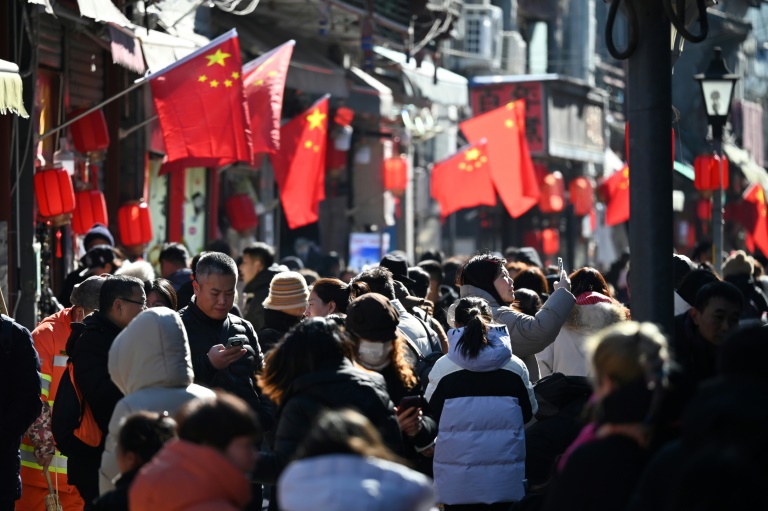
top-left (694, 47), bottom-right (739, 275)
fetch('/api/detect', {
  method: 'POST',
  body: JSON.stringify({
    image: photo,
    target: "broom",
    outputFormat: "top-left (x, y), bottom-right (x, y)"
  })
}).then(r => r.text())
top-left (43, 467), bottom-right (63, 511)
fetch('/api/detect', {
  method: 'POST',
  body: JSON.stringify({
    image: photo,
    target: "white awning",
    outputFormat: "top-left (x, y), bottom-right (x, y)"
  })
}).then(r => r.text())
top-left (27, 0), bottom-right (53, 14)
top-left (134, 27), bottom-right (200, 73)
top-left (76, 0), bottom-right (131, 27)
top-left (373, 46), bottom-right (468, 107)
top-left (347, 67), bottom-right (395, 120)
top-left (724, 142), bottom-right (768, 191)
top-left (0, 59), bottom-right (29, 118)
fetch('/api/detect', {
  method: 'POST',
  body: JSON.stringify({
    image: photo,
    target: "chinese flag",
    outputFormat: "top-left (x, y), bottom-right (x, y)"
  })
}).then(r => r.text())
top-left (600, 165), bottom-right (630, 226)
top-left (270, 96), bottom-right (328, 229)
top-left (431, 141), bottom-right (496, 220)
top-left (149, 29), bottom-right (252, 165)
top-left (742, 184), bottom-right (768, 256)
top-left (243, 40), bottom-right (295, 154)
top-left (460, 100), bottom-right (540, 218)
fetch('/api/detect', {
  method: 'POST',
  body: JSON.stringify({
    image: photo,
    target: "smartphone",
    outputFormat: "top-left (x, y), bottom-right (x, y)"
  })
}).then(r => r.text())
top-left (225, 334), bottom-right (247, 349)
top-left (399, 395), bottom-right (424, 412)
top-left (558, 257), bottom-right (564, 276)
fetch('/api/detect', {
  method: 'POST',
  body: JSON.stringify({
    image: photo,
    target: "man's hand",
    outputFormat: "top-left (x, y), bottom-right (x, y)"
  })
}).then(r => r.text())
top-left (553, 270), bottom-right (571, 292)
top-left (207, 344), bottom-right (246, 370)
top-left (395, 406), bottom-right (422, 437)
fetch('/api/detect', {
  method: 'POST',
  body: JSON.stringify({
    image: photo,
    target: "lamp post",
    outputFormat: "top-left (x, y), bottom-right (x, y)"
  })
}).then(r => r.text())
top-left (694, 47), bottom-right (739, 275)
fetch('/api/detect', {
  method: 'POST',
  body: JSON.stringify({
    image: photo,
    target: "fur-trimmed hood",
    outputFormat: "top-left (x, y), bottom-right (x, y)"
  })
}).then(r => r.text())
top-left (565, 300), bottom-right (630, 334)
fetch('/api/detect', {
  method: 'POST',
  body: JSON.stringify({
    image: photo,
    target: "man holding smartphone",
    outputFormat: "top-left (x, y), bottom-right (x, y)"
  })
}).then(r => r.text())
top-left (179, 252), bottom-right (273, 510)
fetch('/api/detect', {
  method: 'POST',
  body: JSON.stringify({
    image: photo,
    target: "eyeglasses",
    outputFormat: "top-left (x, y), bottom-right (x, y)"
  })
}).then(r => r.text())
top-left (120, 297), bottom-right (147, 309)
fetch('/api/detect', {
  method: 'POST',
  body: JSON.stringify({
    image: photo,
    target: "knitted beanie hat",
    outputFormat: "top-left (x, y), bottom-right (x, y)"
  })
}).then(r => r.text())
top-left (84, 223), bottom-right (114, 248)
top-left (722, 250), bottom-right (754, 279)
top-left (262, 271), bottom-right (309, 311)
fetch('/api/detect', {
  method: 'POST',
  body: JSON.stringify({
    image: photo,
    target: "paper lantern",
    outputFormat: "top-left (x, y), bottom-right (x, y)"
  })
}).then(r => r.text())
top-left (383, 156), bottom-right (408, 195)
top-left (69, 108), bottom-right (110, 153)
top-left (696, 198), bottom-right (712, 221)
top-left (72, 190), bottom-right (108, 235)
top-left (334, 107), bottom-right (355, 127)
top-left (541, 228), bottom-right (560, 256)
top-left (694, 154), bottom-right (729, 191)
top-left (34, 168), bottom-right (76, 218)
top-left (118, 202), bottom-right (153, 246)
top-left (523, 230), bottom-right (542, 251)
top-left (539, 172), bottom-right (565, 214)
top-left (569, 177), bottom-right (594, 216)
top-left (225, 193), bottom-right (258, 233)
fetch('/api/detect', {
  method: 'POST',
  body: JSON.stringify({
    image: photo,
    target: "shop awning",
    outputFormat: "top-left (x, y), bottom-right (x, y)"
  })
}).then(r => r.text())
top-left (373, 46), bottom-right (468, 107)
top-left (674, 161), bottom-right (694, 181)
top-left (724, 142), bottom-right (768, 191)
top-left (76, 0), bottom-right (131, 27)
top-left (346, 66), bottom-right (395, 120)
top-left (134, 27), bottom-right (200, 73)
top-left (0, 59), bottom-right (29, 118)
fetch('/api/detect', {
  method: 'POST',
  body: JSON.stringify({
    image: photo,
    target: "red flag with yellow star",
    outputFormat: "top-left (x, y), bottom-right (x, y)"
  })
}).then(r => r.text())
top-left (742, 184), bottom-right (768, 256)
top-left (149, 29), bottom-right (252, 165)
top-left (431, 140), bottom-right (496, 220)
top-left (599, 165), bottom-right (630, 226)
top-left (243, 40), bottom-right (294, 154)
top-left (270, 96), bottom-right (329, 229)
top-left (460, 100), bottom-right (540, 218)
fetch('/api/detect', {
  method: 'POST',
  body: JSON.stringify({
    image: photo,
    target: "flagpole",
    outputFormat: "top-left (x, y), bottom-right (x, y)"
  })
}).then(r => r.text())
top-left (35, 77), bottom-right (148, 142)
top-left (119, 114), bottom-right (159, 140)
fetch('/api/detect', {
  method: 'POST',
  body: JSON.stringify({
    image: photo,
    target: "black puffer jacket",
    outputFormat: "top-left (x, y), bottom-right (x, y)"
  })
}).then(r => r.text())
top-left (0, 316), bottom-right (42, 501)
top-left (180, 300), bottom-right (273, 432)
top-left (252, 359), bottom-right (403, 485)
top-left (67, 311), bottom-right (125, 489)
top-left (258, 309), bottom-right (302, 353)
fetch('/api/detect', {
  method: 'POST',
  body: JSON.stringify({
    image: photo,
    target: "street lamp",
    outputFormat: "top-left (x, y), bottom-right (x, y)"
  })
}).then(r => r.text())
top-left (694, 47), bottom-right (739, 275)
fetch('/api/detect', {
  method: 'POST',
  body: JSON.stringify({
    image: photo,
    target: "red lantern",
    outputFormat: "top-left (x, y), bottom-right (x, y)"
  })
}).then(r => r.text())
top-left (694, 154), bottom-right (729, 191)
top-left (383, 156), bottom-right (408, 195)
top-left (334, 107), bottom-right (355, 127)
top-left (34, 168), bottom-right (76, 218)
top-left (225, 193), bottom-right (259, 233)
top-left (539, 172), bottom-right (565, 213)
top-left (523, 230), bottom-right (542, 251)
top-left (118, 202), bottom-right (153, 246)
top-left (541, 228), bottom-right (560, 256)
top-left (696, 198), bottom-right (712, 221)
top-left (72, 190), bottom-right (108, 235)
top-left (569, 177), bottom-right (594, 216)
top-left (69, 108), bottom-right (110, 153)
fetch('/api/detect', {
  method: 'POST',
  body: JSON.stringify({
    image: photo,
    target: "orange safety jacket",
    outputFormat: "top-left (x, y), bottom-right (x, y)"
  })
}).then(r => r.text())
top-left (20, 308), bottom-right (79, 494)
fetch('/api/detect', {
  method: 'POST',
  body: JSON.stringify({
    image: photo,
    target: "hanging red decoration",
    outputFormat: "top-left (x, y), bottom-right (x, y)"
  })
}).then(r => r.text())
top-left (569, 177), bottom-right (594, 216)
top-left (383, 155), bottom-right (408, 195)
top-left (541, 228), bottom-right (560, 256)
top-left (69, 108), bottom-right (110, 153)
top-left (696, 198), bottom-right (712, 221)
top-left (225, 193), bottom-right (259, 233)
top-left (523, 230), bottom-right (542, 251)
top-left (334, 107), bottom-right (355, 127)
top-left (72, 190), bottom-right (108, 235)
top-left (539, 171), bottom-right (565, 213)
top-left (694, 154), bottom-right (729, 191)
top-left (118, 202), bottom-right (153, 246)
top-left (34, 168), bottom-right (76, 218)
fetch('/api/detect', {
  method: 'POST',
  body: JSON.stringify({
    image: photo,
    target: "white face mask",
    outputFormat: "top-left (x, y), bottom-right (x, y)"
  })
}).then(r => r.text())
top-left (357, 340), bottom-right (394, 370)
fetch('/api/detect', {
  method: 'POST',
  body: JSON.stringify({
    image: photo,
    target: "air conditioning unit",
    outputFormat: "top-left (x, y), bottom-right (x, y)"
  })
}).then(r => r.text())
top-left (446, 4), bottom-right (503, 72)
top-left (501, 31), bottom-right (527, 75)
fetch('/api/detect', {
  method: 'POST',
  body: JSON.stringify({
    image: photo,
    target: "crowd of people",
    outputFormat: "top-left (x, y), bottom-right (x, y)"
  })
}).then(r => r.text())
top-left (2, 223), bottom-right (767, 511)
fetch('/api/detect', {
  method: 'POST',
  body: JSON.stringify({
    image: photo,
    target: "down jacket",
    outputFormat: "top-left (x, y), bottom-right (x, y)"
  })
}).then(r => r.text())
top-left (426, 325), bottom-right (537, 505)
top-left (459, 284), bottom-right (575, 381)
top-left (537, 298), bottom-right (630, 378)
top-left (99, 308), bottom-right (214, 494)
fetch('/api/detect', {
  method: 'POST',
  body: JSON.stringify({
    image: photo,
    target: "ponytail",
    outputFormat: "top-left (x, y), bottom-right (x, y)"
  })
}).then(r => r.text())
top-left (453, 296), bottom-right (493, 360)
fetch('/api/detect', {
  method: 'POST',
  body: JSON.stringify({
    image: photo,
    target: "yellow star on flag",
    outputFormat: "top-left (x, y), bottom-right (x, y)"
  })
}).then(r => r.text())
top-left (231, 71), bottom-right (240, 79)
top-left (306, 108), bottom-right (326, 131)
top-left (465, 148), bottom-right (481, 161)
top-left (224, 80), bottom-right (233, 87)
top-left (210, 80), bottom-right (219, 88)
top-left (198, 75), bottom-right (207, 82)
top-left (505, 119), bottom-right (515, 128)
top-left (206, 49), bottom-right (231, 67)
